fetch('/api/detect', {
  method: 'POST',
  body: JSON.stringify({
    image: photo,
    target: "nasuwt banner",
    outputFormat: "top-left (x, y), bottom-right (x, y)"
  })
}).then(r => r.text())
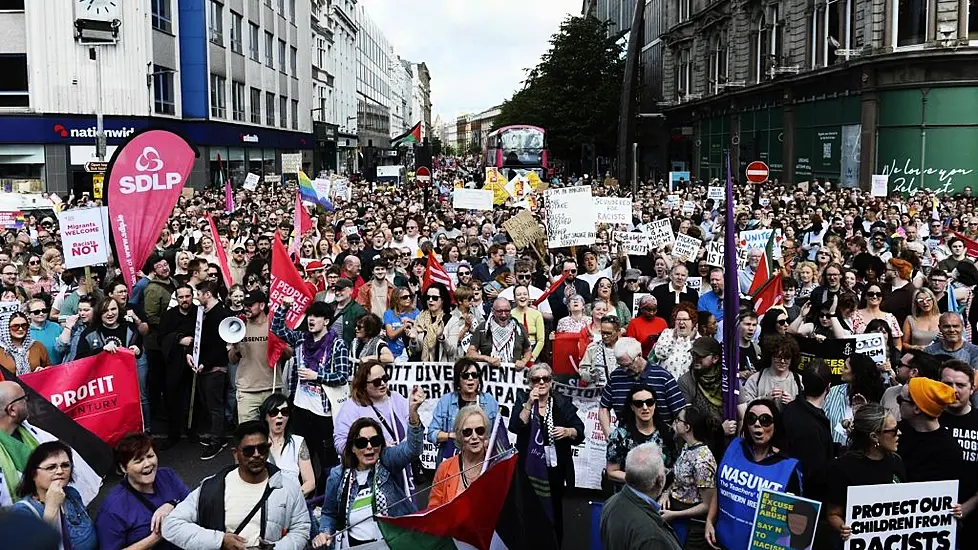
top-left (20, 350), bottom-right (143, 446)
top-left (845, 480), bottom-right (957, 550)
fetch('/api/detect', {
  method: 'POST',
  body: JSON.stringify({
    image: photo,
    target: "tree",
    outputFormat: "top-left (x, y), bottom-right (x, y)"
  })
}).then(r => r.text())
top-left (494, 16), bottom-right (624, 174)
top-left (431, 137), bottom-right (443, 157)
top-left (443, 143), bottom-right (457, 157)
top-left (466, 140), bottom-right (482, 156)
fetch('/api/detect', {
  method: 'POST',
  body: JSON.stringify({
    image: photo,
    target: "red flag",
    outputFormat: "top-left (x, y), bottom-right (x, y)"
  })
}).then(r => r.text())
top-left (950, 230), bottom-right (978, 259)
top-left (205, 214), bottom-right (233, 285)
top-left (268, 232), bottom-right (315, 367)
top-left (423, 252), bottom-right (455, 292)
top-left (288, 192), bottom-right (313, 257)
top-left (107, 129), bottom-right (198, 289)
top-left (752, 273), bottom-right (784, 315)
top-left (748, 230), bottom-right (777, 296)
top-left (552, 329), bottom-right (591, 376)
top-left (20, 351), bottom-right (143, 446)
top-left (533, 273), bottom-right (569, 307)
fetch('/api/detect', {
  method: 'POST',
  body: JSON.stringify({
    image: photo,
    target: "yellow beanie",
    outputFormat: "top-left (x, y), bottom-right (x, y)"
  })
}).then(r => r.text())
top-left (907, 377), bottom-right (955, 418)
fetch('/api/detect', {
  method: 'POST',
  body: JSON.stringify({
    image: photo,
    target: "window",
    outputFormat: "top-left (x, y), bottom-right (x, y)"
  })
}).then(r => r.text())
top-left (249, 23), bottom-right (260, 61)
top-left (289, 0), bottom-right (296, 23)
top-left (895, 0), bottom-right (927, 46)
top-left (232, 81), bottom-right (245, 121)
top-left (208, 0), bottom-right (224, 46)
top-left (290, 47), bottom-right (297, 77)
top-left (279, 95), bottom-right (287, 128)
top-left (230, 12), bottom-right (243, 54)
top-left (265, 32), bottom-right (274, 68)
top-left (971, 0), bottom-right (978, 40)
top-left (291, 99), bottom-right (299, 130)
top-left (153, 65), bottom-right (175, 115)
top-left (0, 1), bottom-right (26, 9)
top-left (317, 37), bottom-right (326, 69)
top-left (266, 92), bottom-right (275, 126)
top-left (0, 54), bottom-right (28, 107)
top-left (278, 40), bottom-right (286, 72)
top-left (675, 48), bottom-right (691, 101)
top-left (210, 75), bottom-right (227, 118)
top-left (278, 0), bottom-right (285, 13)
top-left (709, 33), bottom-right (728, 94)
top-left (250, 87), bottom-right (261, 123)
top-left (151, 0), bottom-right (172, 33)
top-left (678, 0), bottom-right (690, 23)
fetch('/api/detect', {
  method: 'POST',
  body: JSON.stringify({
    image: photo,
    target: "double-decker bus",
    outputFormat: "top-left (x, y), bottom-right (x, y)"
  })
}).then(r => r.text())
top-left (484, 125), bottom-right (549, 178)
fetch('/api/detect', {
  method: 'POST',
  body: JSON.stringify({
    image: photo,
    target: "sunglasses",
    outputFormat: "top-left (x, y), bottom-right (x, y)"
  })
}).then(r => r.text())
top-left (461, 426), bottom-right (487, 438)
top-left (399, 294), bottom-right (413, 301)
top-left (457, 271), bottom-right (471, 276)
top-left (776, 319), bottom-right (788, 326)
top-left (368, 374), bottom-right (391, 387)
top-left (354, 435), bottom-right (385, 449)
top-left (896, 395), bottom-right (914, 407)
top-left (426, 295), bottom-right (441, 301)
top-left (530, 375), bottom-right (552, 385)
top-left (818, 313), bottom-right (833, 319)
top-left (28, 260), bottom-right (40, 265)
top-left (745, 412), bottom-right (775, 427)
top-left (564, 269), bottom-right (577, 274)
top-left (6, 393), bottom-right (28, 408)
top-left (459, 371), bottom-right (480, 380)
top-left (631, 398), bottom-right (655, 409)
top-left (240, 443), bottom-right (272, 457)
top-left (30, 309), bottom-right (48, 315)
top-left (880, 427), bottom-right (899, 436)
top-left (865, 292), bottom-right (883, 298)
top-left (267, 406), bottom-right (290, 417)
top-left (9, 323), bottom-right (28, 330)
top-left (516, 274), bottom-right (532, 279)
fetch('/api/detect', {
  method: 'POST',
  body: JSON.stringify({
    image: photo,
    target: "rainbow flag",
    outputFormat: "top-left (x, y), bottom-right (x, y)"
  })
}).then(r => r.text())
top-left (298, 170), bottom-right (334, 211)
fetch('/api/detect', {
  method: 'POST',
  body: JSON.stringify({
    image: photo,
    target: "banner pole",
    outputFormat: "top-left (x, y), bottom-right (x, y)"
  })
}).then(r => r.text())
top-left (187, 373), bottom-right (197, 430)
top-left (84, 266), bottom-right (93, 295)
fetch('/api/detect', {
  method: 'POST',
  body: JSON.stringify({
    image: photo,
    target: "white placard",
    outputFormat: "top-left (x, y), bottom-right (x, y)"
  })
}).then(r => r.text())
top-left (58, 207), bottom-right (110, 269)
top-left (681, 201), bottom-right (696, 217)
top-left (673, 233), bottom-right (703, 260)
top-left (853, 332), bottom-right (887, 364)
top-left (645, 218), bottom-right (675, 250)
top-left (871, 174), bottom-right (889, 197)
top-left (594, 197), bottom-right (632, 225)
top-left (0, 302), bottom-right (19, 316)
top-left (313, 178), bottom-right (331, 201)
top-left (614, 231), bottom-right (650, 256)
top-left (845, 480), bottom-right (957, 550)
top-left (707, 186), bottom-right (724, 201)
top-left (707, 241), bottom-right (724, 267)
top-left (554, 383), bottom-right (616, 490)
top-left (243, 173), bottom-right (260, 190)
top-left (545, 186), bottom-right (597, 248)
top-left (264, 175), bottom-right (282, 184)
top-left (632, 293), bottom-right (650, 318)
top-left (452, 188), bottom-right (494, 211)
top-left (665, 194), bottom-right (681, 209)
top-left (739, 229), bottom-right (782, 259)
top-left (281, 153), bottom-right (302, 174)
top-left (686, 276), bottom-right (702, 294)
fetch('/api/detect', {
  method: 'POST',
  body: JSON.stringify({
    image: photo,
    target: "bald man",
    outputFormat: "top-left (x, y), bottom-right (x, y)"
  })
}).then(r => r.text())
top-left (467, 297), bottom-right (532, 369)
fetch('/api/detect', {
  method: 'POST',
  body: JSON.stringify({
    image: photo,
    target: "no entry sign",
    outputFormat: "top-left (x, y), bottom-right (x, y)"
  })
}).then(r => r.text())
top-left (416, 166), bottom-right (431, 183)
top-left (746, 161), bottom-right (769, 183)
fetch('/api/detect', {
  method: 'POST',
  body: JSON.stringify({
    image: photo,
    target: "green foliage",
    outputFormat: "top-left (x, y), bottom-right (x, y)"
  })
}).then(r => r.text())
top-left (443, 143), bottom-right (457, 156)
top-left (466, 140), bottom-right (482, 156)
top-left (494, 15), bottom-right (625, 166)
top-left (431, 137), bottom-right (443, 157)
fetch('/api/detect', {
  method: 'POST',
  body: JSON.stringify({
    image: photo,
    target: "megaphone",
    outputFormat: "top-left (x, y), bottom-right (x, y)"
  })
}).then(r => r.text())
top-left (219, 316), bottom-right (246, 344)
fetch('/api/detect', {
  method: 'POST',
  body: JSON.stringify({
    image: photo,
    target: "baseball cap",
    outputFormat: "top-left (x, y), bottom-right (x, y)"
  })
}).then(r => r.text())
top-left (334, 277), bottom-right (354, 290)
top-left (243, 290), bottom-right (267, 306)
top-left (690, 337), bottom-right (722, 357)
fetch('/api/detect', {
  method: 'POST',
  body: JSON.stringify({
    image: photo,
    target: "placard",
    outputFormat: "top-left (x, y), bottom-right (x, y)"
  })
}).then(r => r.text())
top-left (545, 186), bottom-right (596, 248)
top-left (871, 174), bottom-right (889, 197)
top-left (553, 383), bottom-right (615, 490)
top-left (502, 210), bottom-right (545, 250)
top-left (243, 173), bottom-right (260, 190)
top-left (748, 490), bottom-right (822, 550)
top-left (681, 201), bottom-right (696, 217)
top-left (59, 207), bottom-right (110, 269)
top-left (845, 480), bottom-right (957, 550)
top-left (739, 229), bottom-right (783, 259)
top-left (281, 153), bottom-right (302, 174)
top-left (673, 233), bottom-right (703, 260)
top-left (665, 194), bottom-right (681, 209)
top-left (707, 241), bottom-right (724, 267)
top-left (686, 276), bottom-right (702, 293)
top-left (645, 218), bottom-right (675, 249)
top-left (614, 231), bottom-right (650, 256)
top-left (594, 197), bottom-right (632, 225)
top-left (313, 178), bottom-right (331, 201)
top-left (452, 188), bottom-right (494, 211)
top-left (708, 186), bottom-right (725, 201)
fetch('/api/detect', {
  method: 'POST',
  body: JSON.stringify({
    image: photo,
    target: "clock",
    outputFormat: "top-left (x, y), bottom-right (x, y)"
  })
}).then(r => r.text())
top-left (75, 0), bottom-right (121, 22)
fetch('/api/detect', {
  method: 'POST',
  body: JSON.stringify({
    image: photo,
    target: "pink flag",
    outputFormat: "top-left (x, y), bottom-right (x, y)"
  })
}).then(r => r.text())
top-left (206, 214), bottom-right (233, 285)
top-left (224, 179), bottom-right (234, 212)
top-left (107, 129), bottom-right (198, 290)
top-left (288, 192), bottom-right (313, 257)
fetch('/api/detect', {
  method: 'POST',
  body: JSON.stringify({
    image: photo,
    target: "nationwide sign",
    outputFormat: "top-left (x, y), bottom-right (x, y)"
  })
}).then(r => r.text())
top-left (53, 123), bottom-right (137, 140)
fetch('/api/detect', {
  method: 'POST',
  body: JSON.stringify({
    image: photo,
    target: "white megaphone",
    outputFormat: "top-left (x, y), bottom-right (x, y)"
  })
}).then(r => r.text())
top-left (219, 316), bottom-right (246, 344)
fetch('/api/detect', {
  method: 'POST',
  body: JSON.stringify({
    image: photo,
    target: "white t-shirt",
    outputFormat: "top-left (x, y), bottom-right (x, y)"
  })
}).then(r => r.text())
top-left (578, 266), bottom-right (614, 291)
top-left (349, 469), bottom-right (381, 542)
top-left (224, 470), bottom-right (269, 546)
top-left (498, 285), bottom-right (552, 316)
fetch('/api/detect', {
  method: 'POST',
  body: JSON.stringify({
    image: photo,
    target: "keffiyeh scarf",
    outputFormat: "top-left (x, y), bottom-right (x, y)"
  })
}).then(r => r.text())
top-left (489, 318), bottom-right (517, 362)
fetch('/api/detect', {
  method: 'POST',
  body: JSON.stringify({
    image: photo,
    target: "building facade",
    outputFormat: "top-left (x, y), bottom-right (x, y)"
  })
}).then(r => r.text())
top-left (356, 5), bottom-right (391, 148)
top-left (411, 62), bottom-right (433, 139)
top-left (660, 0), bottom-right (978, 194)
top-left (0, 0), bottom-right (317, 195)
top-left (329, 0), bottom-right (359, 173)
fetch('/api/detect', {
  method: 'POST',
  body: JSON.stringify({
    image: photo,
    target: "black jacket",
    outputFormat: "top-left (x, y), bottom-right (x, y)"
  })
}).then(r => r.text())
top-left (781, 395), bottom-right (835, 502)
top-left (650, 284), bottom-right (699, 325)
top-left (198, 302), bottom-right (232, 370)
top-left (548, 278), bottom-right (591, 320)
top-left (599, 486), bottom-right (682, 550)
top-left (508, 390), bottom-right (585, 489)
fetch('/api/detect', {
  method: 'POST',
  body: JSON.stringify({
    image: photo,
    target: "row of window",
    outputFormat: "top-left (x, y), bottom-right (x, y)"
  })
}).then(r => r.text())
top-left (210, 75), bottom-right (299, 130)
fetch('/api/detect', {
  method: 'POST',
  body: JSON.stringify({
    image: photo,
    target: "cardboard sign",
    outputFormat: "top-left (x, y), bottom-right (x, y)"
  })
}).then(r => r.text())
top-left (503, 210), bottom-right (545, 250)
top-left (452, 188), bottom-right (494, 211)
top-left (281, 153), bottom-right (302, 174)
top-left (707, 241), bottom-right (724, 267)
top-left (645, 218), bottom-right (675, 249)
top-left (243, 173), bottom-right (260, 190)
top-left (708, 186), bottom-right (725, 201)
top-left (594, 197), bottom-right (632, 225)
top-left (749, 490), bottom-right (822, 550)
top-left (845, 480), bottom-right (957, 550)
top-left (59, 207), bottom-right (111, 269)
top-left (554, 382), bottom-right (616, 490)
top-left (615, 231), bottom-right (650, 256)
top-left (871, 174), bottom-right (889, 197)
top-left (545, 186), bottom-right (596, 248)
top-left (673, 233), bottom-right (702, 260)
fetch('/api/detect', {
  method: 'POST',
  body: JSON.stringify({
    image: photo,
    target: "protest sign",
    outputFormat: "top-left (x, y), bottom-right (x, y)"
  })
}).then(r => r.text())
top-left (264, 174), bottom-right (282, 184)
top-left (681, 201), bottom-right (696, 217)
top-left (739, 229), bottom-right (783, 259)
top-left (386, 362), bottom-right (526, 470)
top-left (645, 218), bottom-right (675, 249)
top-left (554, 382), bottom-right (615, 490)
top-left (59, 207), bottom-right (110, 269)
top-left (313, 177), bottom-right (331, 201)
top-left (0, 210), bottom-right (24, 229)
top-left (0, 301), bottom-right (21, 316)
top-left (845, 480), bottom-right (957, 550)
top-left (632, 293), bottom-right (650, 318)
top-left (686, 276), bottom-right (702, 294)
top-left (21, 351), bottom-right (142, 446)
top-left (502, 210), bottom-right (545, 250)
top-left (673, 233), bottom-right (703, 260)
top-left (707, 241), bottom-right (724, 267)
top-left (594, 197), bottom-right (632, 225)
top-left (243, 172), bottom-right (260, 190)
top-left (281, 153), bottom-right (302, 174)
top-left (665, 194), bottom-right (681, 209)
top-left (614, 231), bottom-right (650, 256)
top-left (871, 174), bottom-right (889, 197)
top-left (452, 188), bottom-right (494, 211)
top-left (708, 186), bottom-right (725, 201)
top-left (796, 332), bottom-right (886, 381)
top-left (748, 490), bottom-right (821, 550)
top-left (545, 186), bottom-right (597, 248)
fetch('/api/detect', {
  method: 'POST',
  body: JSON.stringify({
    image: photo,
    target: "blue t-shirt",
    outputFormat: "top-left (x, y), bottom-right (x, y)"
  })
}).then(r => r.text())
top-left (383, 308), bottom-right (419, 358)
top-left (94, 468), bottom-right (190, 550)
top-left (30, 321), bottom-right (64, 365)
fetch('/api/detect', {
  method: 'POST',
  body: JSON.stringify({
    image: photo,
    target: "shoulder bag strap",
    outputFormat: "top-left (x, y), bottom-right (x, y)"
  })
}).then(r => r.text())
top-left (233, 484), bottom-right (275, 536)
top-left (122, 480), bottom-right (159, 514)
top-left (370, 403), bottom-right (397, 440)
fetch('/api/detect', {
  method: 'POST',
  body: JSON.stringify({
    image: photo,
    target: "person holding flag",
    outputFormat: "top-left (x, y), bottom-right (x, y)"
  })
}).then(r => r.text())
top-left (426, 405), bottom-right (493, 509)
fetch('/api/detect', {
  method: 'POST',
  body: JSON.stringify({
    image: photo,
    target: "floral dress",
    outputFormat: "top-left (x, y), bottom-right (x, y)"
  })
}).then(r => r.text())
top-left (652, 328), bottom-right (697, 380)
top-left (852, 309), bottom-right (904, 337)
top-left (669, 442), bottom-right (717, 505)
top-left (606, 426), bottom-right (675, 469)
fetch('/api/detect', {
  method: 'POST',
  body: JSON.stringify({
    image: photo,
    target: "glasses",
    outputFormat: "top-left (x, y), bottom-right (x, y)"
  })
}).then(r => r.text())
top-left (516, 273), bottom-right (532, 279)
top-left (30, 309), bottom-right (48, 315)
top-left (461, 426), bottom-right (487, 438)
top-left (1, 271), bottom-right (16, 276)
top-left (630, 398), bottom-right (655, 409)
top-left (916, 297), bottom-right (933, 303)
top-left (530, 375), bottom-right (552, 385)
top-left (240, 443), bottom-right (272, 457)
top-left (354, 435), bottom-right (385, 449)
top-left (426, 295), bottom-right (442, 302)
top-left (776, 319), bottom-right (788, 326)
top-left (367, 374), bottom-right (391, 387)
top-left (825, 272), bottom-right (841, 278)
top-left (880, 428), bottom-right (899, 436)
top-left (459, 371), bottom-right (480, 380)
top-left (6, 393), bottom-right (28, 408)
top-left (564, 269), bottom-right (577, 274)
top-left (9, 323), bottom-right (28, 331)
top-left (818, 313), bottom-right (833, 319)
top-left (457, 271), bottom-right (471, 276)
top-left (28, 260), bottom-right (40, 266)
top-left (865, 292), bottom-right (883, 298)
top-left (267, 406), bottom-right (290, 418)
top-left (772, 356), bottom-right (792, 364)
top-left (493, 308), bottom-right (511, 314)
top-left (745, 412), bottom-right (775, 427)
top-left (38, 462), bottom-right (72, 473)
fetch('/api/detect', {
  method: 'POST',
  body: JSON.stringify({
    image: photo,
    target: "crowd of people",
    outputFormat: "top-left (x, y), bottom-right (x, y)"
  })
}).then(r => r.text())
top-left (0, 165), bottom-right (978, 549)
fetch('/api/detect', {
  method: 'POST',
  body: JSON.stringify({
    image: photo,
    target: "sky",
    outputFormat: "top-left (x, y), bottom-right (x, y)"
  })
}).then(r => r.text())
top-left (362, 0), bottom-right (582, 123)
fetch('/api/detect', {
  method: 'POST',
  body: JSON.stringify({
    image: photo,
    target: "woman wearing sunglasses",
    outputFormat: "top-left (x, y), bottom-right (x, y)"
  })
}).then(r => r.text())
top-left (509, 363), bottom-right (585, 546)
top-left (259, 393), bottom-right (316, 497)
top-left (426, 405), bottom-right (492, 509)
top-left (0, 311), bottom-right (50, 375)
top-left (18, 254), bottom-right (53, 299)
top-left (427, 358), bottom-right (500, 468)
top-left (707, 398), bottom-right (801, 550)
top-left (333, 360), bottom-right (412, 457)
top-left (852, 283), bottom-right (904, 352)
top-left (315, 387), bottom-right (426, 549)
top-left (605, 384), bottom-right (676, 488)
top-left (408, 282), bottom-right (452, 362)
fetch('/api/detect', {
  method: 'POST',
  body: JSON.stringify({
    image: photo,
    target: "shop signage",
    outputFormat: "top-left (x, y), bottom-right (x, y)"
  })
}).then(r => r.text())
top-left (54, 123), bottom-right (137, 140)
top-left (85, 161), bottom-right (108, 173)
top-left (240, 134), bottom-right (259, 143)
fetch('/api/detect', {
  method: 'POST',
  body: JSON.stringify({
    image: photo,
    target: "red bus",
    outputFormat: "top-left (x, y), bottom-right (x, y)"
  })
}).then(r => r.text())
top-left (484, 125), bottom-right (549, 177)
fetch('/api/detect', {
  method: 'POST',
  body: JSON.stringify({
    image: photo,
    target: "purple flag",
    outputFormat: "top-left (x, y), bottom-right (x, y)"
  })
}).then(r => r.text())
top-left (224, 179), bottom-right (234, 212)
top-left (526, 402), bottom-right (554, 522)
top-left (722, 154), bottom-right (741, 421)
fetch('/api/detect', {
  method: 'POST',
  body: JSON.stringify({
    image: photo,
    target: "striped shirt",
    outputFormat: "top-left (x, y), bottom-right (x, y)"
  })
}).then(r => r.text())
top-left (600, 362), bottom-right (687, 423)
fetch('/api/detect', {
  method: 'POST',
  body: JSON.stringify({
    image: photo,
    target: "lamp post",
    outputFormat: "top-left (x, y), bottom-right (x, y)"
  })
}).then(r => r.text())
top-left (617, 0), bottom-right (646, 194)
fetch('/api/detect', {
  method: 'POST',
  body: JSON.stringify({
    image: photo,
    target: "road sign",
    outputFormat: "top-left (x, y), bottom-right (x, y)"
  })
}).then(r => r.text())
top-left (92, 174), bottom-right (104, 199)
top-left (416, 166), bottom-right (431, 183)
top-left (85, 161), bottom-right (108, 173)
top-left (746, 161), bottom-right (769, 183)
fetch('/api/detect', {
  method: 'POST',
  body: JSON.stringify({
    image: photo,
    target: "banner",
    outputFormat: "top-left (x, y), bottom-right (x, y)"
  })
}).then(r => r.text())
top-left (452, 188), bottom-right (494, 211)
top-left (107, 129), bottom-right (197, 290)
top-left (267, 232), bottom-right (314, 366)
top-left (58, 207), bottom-right (110, 269)
top-left (739, 229), bottom-right (783, 259)
top-left (845, 480), bottom-right (957, 550)
top-left (545, 186), bottom-right (596, 248)
top-left (20, 351), bottom-right (142, 446)
top-left (795, 333), bottom-right (886, 381)
top-left (553, 382), bottom-right (615, 490)
top-left (749, 490), bottom-right (821, 550)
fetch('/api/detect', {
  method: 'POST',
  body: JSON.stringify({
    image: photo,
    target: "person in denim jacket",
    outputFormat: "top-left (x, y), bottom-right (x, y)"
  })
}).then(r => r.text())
top-left (313, 386), bottom-right (427, 549)
top-left (427, 357), bottom-right (499, 467)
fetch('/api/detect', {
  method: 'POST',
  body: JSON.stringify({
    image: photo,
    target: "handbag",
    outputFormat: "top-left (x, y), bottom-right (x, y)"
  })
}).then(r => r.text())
top-left (323, 383), bottom-right (351, 415)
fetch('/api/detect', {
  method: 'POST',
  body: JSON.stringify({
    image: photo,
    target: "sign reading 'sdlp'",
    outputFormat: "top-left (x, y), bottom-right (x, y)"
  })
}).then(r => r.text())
top-left (117, 145), bottom-right (185, 193)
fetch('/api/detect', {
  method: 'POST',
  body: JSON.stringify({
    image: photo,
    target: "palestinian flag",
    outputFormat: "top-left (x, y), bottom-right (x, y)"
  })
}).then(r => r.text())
top-left (392, 121), bottom-right (422, 147)
top-left (747, 229), bottom-right (778, 296)
top-left (751, 272), bottom-right (784, 315)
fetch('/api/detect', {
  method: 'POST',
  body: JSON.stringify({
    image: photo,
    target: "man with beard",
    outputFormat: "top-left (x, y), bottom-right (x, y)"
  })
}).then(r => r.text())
top-left (939, 360), bottom-right (978, 546)
top-left (191, 282), bottom-right (233, 460)
top-left (328, 278), bottom-right (366, 348)
top-left (256, 234), bottom-right (272, 259)
top-left (162, 421), bottom-right (310, 550)
top-left (228, 291), bottom-right (282, 423)
top-left (355, 261), bottom-right (394, 318)
top-left (676, 337), bottom-right (737, 436)
top-left (467, 297), bottom-right (532, 369)
top-left (158, 285), bottom-right (198, 450)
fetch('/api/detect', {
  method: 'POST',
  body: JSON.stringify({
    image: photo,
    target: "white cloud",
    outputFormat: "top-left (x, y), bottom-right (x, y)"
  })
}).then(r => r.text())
top-left (362, 0), bottom-right (580, 121)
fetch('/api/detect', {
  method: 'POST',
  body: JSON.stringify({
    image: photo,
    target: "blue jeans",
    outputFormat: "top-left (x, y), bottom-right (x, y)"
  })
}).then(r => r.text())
top-left (136, 352), bottom-right (150, 431)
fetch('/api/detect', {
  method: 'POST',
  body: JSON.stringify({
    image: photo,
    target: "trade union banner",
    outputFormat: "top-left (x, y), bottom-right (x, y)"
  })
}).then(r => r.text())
top-left (20, 350), bottom-right (142, 446)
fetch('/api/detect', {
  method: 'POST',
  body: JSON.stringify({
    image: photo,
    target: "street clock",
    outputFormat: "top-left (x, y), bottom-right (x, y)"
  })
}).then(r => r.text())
top-left (76, 0), bottom-right (122, 21)
top-left (74, 0), bottom-right (122, 44)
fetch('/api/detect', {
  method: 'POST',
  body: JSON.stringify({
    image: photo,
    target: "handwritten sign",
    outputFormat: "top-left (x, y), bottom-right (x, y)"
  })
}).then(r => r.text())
top-left (707, 241), bottom-right (724, 267)
top-left (645, 218), bottom-right (675, 250)
top-left (673, 233), bottom-right (703, 260)
top-left (665, 194), bottom-right (681, 209)
top-left (281, 153), bottom-right (302, 174)
top-left (594, 197), bottom-right (632, 225)
top-left (871, 174), bottom-right (889, 197)
top-left (503, 210), bottom-right (545, 250)
top-left (614, 231), bottom-right (650, 256)
top-left (545, 186), bottom-right (596, 248)
top-left (59, 207), bottom-right (110, 269)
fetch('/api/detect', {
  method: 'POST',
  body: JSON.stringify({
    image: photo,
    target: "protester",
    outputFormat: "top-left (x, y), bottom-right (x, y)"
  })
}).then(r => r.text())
top-left (925, 312), bottom-right (978, 368)
top-left (510, 285), bottom-right (545, 361)
top-left (26, 298), bottom-right (65, 366)
top-left (781, 359), bottom-right (835, 503)
top-left (624, 295), bottom-right (668, 358)
top-left (605, 384), bottom-right (676, 486)
top-left (426, 405), bottom-right (491, 509)
top-left (652, 302), bottom-right (699, 379)
top-left (409, 282), bottom-right (452, 361)
top-left (427, 357), bottom-right (500, 468)
top-left (0, 311), bottom-right (50, 375)
top-left (333, 359), bottom-right (411, 454)
top-left (738, 334), bottom-right (803, 415)
top-left (259, 393), bottom-right (315, 497)
top-left (823, 353), bottom-right (886, 444)
top-left (600, 337), bottom-right (687, 436)
top-left (228, 290), bottom-right (282, 423)
top-left (74, 297), bottom-right (142, 360)
top-left (466, 297), bottom-right (532, 369)
top-left (896, 376), bottom-right (962, 482)
top-left (659, 405), bottom-right (718, 550)
top-left (383, 286), bottom-right (420, 362)
top-left (351, 313), bottom-right (395, 363)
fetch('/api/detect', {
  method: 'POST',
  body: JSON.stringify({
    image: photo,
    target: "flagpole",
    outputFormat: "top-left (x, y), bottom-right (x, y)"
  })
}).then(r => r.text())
top-left (722, 153), bottom-right (741, 422)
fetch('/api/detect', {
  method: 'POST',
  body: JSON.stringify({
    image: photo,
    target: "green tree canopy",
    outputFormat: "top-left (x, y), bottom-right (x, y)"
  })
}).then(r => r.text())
top-left (494, 16), bottom-right (624, 173)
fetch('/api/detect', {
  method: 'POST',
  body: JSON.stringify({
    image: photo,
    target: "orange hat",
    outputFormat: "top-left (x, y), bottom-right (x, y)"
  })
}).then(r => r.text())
top-left (907, 377), bottom-right (955, 418)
